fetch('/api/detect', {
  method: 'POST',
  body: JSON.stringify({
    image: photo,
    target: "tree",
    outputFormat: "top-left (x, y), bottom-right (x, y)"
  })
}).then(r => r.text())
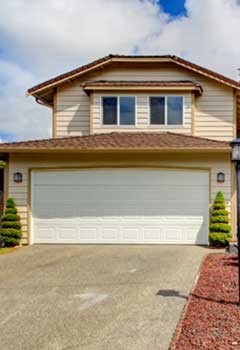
top-left (209, 191), bottom-right (231, 247)
top-left (0, 198), bottom-right (22, 246)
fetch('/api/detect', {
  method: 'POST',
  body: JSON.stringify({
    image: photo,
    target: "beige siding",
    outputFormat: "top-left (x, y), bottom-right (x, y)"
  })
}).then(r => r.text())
top-left (8, 152), bottom-right (232, 244)
top-left (92, 91), bottom-right (192, 134)
top-left (237, 93), bottom-right (240, 134)
top-left (55, 64), bottom-right (234, 141)
top-left (56, 85), bottom-right (90, 137)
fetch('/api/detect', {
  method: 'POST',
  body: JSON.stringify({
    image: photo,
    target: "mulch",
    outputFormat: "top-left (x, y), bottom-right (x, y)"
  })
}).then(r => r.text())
top-left (171, 254), bottom-right (240, 350)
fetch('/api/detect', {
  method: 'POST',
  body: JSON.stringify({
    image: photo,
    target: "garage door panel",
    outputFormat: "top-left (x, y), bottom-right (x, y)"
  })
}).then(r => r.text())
top-left (32, 169), bottom-right (209, 244)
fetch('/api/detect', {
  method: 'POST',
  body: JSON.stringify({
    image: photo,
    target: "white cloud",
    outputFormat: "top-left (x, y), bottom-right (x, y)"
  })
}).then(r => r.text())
top-left (0, 59), bottom-right (51, 140)
top-left (0, 0), bottom-right (240, 141)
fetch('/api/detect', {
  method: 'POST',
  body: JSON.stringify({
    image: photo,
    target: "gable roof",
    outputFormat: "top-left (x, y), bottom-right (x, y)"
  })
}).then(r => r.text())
top-left (28, 54), bottom-right (240, 97)
top-left (0, 132), bottom-right (230, 153)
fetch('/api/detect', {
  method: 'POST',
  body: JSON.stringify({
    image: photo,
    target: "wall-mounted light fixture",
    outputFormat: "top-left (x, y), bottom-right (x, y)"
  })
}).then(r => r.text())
top-left (217, 172), bottom-right (225, 183)
top-left (13, 172), bottom-right (23, 183)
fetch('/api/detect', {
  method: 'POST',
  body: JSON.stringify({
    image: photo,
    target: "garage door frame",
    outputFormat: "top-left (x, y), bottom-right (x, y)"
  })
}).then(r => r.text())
top-left (29, 166), bottom-right (211, 245)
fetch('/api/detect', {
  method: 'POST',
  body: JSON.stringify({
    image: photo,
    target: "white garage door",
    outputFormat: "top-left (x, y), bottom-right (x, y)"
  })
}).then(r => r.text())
top-left (31, 169), bottom-right (209, 245)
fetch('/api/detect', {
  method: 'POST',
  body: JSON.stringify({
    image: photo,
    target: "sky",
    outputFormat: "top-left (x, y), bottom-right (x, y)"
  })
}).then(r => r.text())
top-left (0, 0), bottom-right (240, 142)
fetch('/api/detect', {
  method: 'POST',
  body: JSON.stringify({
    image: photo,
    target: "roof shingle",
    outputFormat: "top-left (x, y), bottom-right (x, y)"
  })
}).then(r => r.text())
top-left (0, 132), bottom-right (230, 152)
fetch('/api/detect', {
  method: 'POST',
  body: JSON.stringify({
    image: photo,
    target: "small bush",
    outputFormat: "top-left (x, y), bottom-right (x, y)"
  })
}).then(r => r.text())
top-left (6, 198), bottom-right (15, 208)
top-left (209, 223), bottom-right (231, 233)
top-left (2, 221), bottom-right (21, 230)
top-left (209, 233), bottom-right (231, 247)
top-left (1, 214), bottom-right (20, 222)
top-left (0, 198), bottom-right (22, 246)
top-left (214, 191), bottom-right (225, 203)
top-left (0, 228), bottom-right (22, 239)
top-left (211, 209), bottom-right (229, 217)
top-left (210, 216), bottom-right (229, 224)
top-left (212, 203), bottom-right (226, 210)
top-left (209, 191), bottom-right (231, 247)
top-left (4, 208), bottom-right (17, 215)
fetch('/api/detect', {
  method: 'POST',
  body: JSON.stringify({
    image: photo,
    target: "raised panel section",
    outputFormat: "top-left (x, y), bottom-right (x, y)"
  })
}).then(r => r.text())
top-left (31, 169), bottom-right (209, 245)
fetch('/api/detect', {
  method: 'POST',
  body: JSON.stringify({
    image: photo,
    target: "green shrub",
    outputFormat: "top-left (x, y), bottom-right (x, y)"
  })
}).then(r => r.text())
top-left (0, 228), bottom-right (22, 239)
top-left (212, 203), bottom-right (226, 210)
top-left (209, 223), bottom-right (231, 233)
top-left (1, 214), bottom-right (20, 222)
top-left (6, 198), bottom-right (15, 208)
top-left (2, 221), bottom-right (21, 229)
top-left (5, 208), bottom-right (17, 215)
top-left (210, 216), bottom-right (229, 224)
top-left (209, 233), bottom-right (231, 247)
top-left (0, 198), bottom-right (22, 246)
top-left (211, 209), bottom-right (229, 217)
top-left (209, 191), bottom-right (231, 247)
top-left (214, 191), bottom-right (225, 203)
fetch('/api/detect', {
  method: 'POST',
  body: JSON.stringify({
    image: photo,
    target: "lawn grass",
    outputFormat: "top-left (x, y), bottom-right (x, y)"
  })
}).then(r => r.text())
top-left (0, 247), bottom-right (15, 255)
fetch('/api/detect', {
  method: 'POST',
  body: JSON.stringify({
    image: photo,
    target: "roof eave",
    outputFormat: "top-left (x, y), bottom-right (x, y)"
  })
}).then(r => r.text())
top-left (83, 85), bottom-right (203, 96)
top-left (1, 147), bottom-right (231, 154)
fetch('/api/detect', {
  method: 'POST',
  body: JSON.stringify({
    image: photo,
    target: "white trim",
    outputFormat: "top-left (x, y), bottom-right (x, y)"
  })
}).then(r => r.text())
top-left (101, 95), bottom-right (136, 126)
top-left (148, 95), bottom-right (185, 126)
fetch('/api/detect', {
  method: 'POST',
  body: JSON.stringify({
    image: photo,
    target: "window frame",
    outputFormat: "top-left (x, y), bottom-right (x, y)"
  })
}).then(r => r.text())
top-left (149, 95), bottom-right (184, 126)
top-left (101, 95), bottom-right (136, 127)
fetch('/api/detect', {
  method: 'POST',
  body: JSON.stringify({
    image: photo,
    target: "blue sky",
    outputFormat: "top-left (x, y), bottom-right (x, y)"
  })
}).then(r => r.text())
top-left (0, 0), bottom-right (240, 142)
top-left (158, 0), bottom-right (186, 17)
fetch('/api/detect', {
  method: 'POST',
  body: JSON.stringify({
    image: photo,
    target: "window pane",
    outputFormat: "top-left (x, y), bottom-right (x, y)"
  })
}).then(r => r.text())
top-left (167, 96), bottom-right (183, 125)
top-left (120, 97), bottom-right (135, 125)
top-left (102, 97), bottom-right (117, 125)
top-left (150, 97), bottom-right (165, 124)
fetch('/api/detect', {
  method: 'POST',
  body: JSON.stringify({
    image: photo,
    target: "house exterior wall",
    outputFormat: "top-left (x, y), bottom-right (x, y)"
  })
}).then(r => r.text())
top-left (8, 152), bottom-right (233, 244)
top-left (55, 64), bottom-right (235, 141)
top-left (91, 91), bottom-right (192, 135)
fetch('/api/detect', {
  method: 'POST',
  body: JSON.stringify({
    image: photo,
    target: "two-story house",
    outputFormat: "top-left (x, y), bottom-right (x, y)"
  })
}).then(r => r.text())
top-left (0, 54), bottom-right (239, 245)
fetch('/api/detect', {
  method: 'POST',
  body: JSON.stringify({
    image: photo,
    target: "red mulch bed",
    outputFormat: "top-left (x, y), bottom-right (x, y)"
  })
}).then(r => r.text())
top-left (171, 254), bottom-right (240, 350)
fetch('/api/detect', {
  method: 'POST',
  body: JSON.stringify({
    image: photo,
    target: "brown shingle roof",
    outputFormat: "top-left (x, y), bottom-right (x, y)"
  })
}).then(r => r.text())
top-left (27, 54), bottom-right (240, 95)
top-left (0, 132), bottom-right (230, 152)
top-left (82, 80), bottom-right (203, 94)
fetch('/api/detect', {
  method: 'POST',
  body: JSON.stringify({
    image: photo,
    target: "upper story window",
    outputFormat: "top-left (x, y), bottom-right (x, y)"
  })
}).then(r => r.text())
top-left (150, 96), bottom-right (183, 125)
top-left (102, 96), bottom-right (135, 125)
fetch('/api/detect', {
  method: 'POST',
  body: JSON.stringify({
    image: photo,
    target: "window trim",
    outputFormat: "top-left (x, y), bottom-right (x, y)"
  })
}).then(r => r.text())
top-left (101, 95), bottom-right (136, 127)
top-left (148, 95), bottom-right (184, 126)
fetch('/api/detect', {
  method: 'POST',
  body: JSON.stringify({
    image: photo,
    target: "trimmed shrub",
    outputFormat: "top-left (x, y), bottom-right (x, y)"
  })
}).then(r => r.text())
top-left (212, 202), bottom-right (226, 210)
top-left (209, 233), bottom-right (231, 247)
top-left (210, 216), bottom-right (229, 224)
top-left (0, 198), bottom-right (22, 246)
top-left (209, 191), bottom-right (231, 247)
top-left (209, 223), bottom-right (231, 233)
top-left (5, 208), bottom-right (17, 215)
top-left (6, 198), bottom-right (15, 208)
top-left (1, 214), bottom-right (21, 222)
top-left (2, 221), bottom-right (21, 230)
top-left (211, 209), bottom-right (229, 217)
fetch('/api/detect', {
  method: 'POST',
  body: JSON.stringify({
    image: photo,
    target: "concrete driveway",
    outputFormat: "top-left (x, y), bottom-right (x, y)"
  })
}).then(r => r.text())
top-left (0, 245), bottom-right (209, 350)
